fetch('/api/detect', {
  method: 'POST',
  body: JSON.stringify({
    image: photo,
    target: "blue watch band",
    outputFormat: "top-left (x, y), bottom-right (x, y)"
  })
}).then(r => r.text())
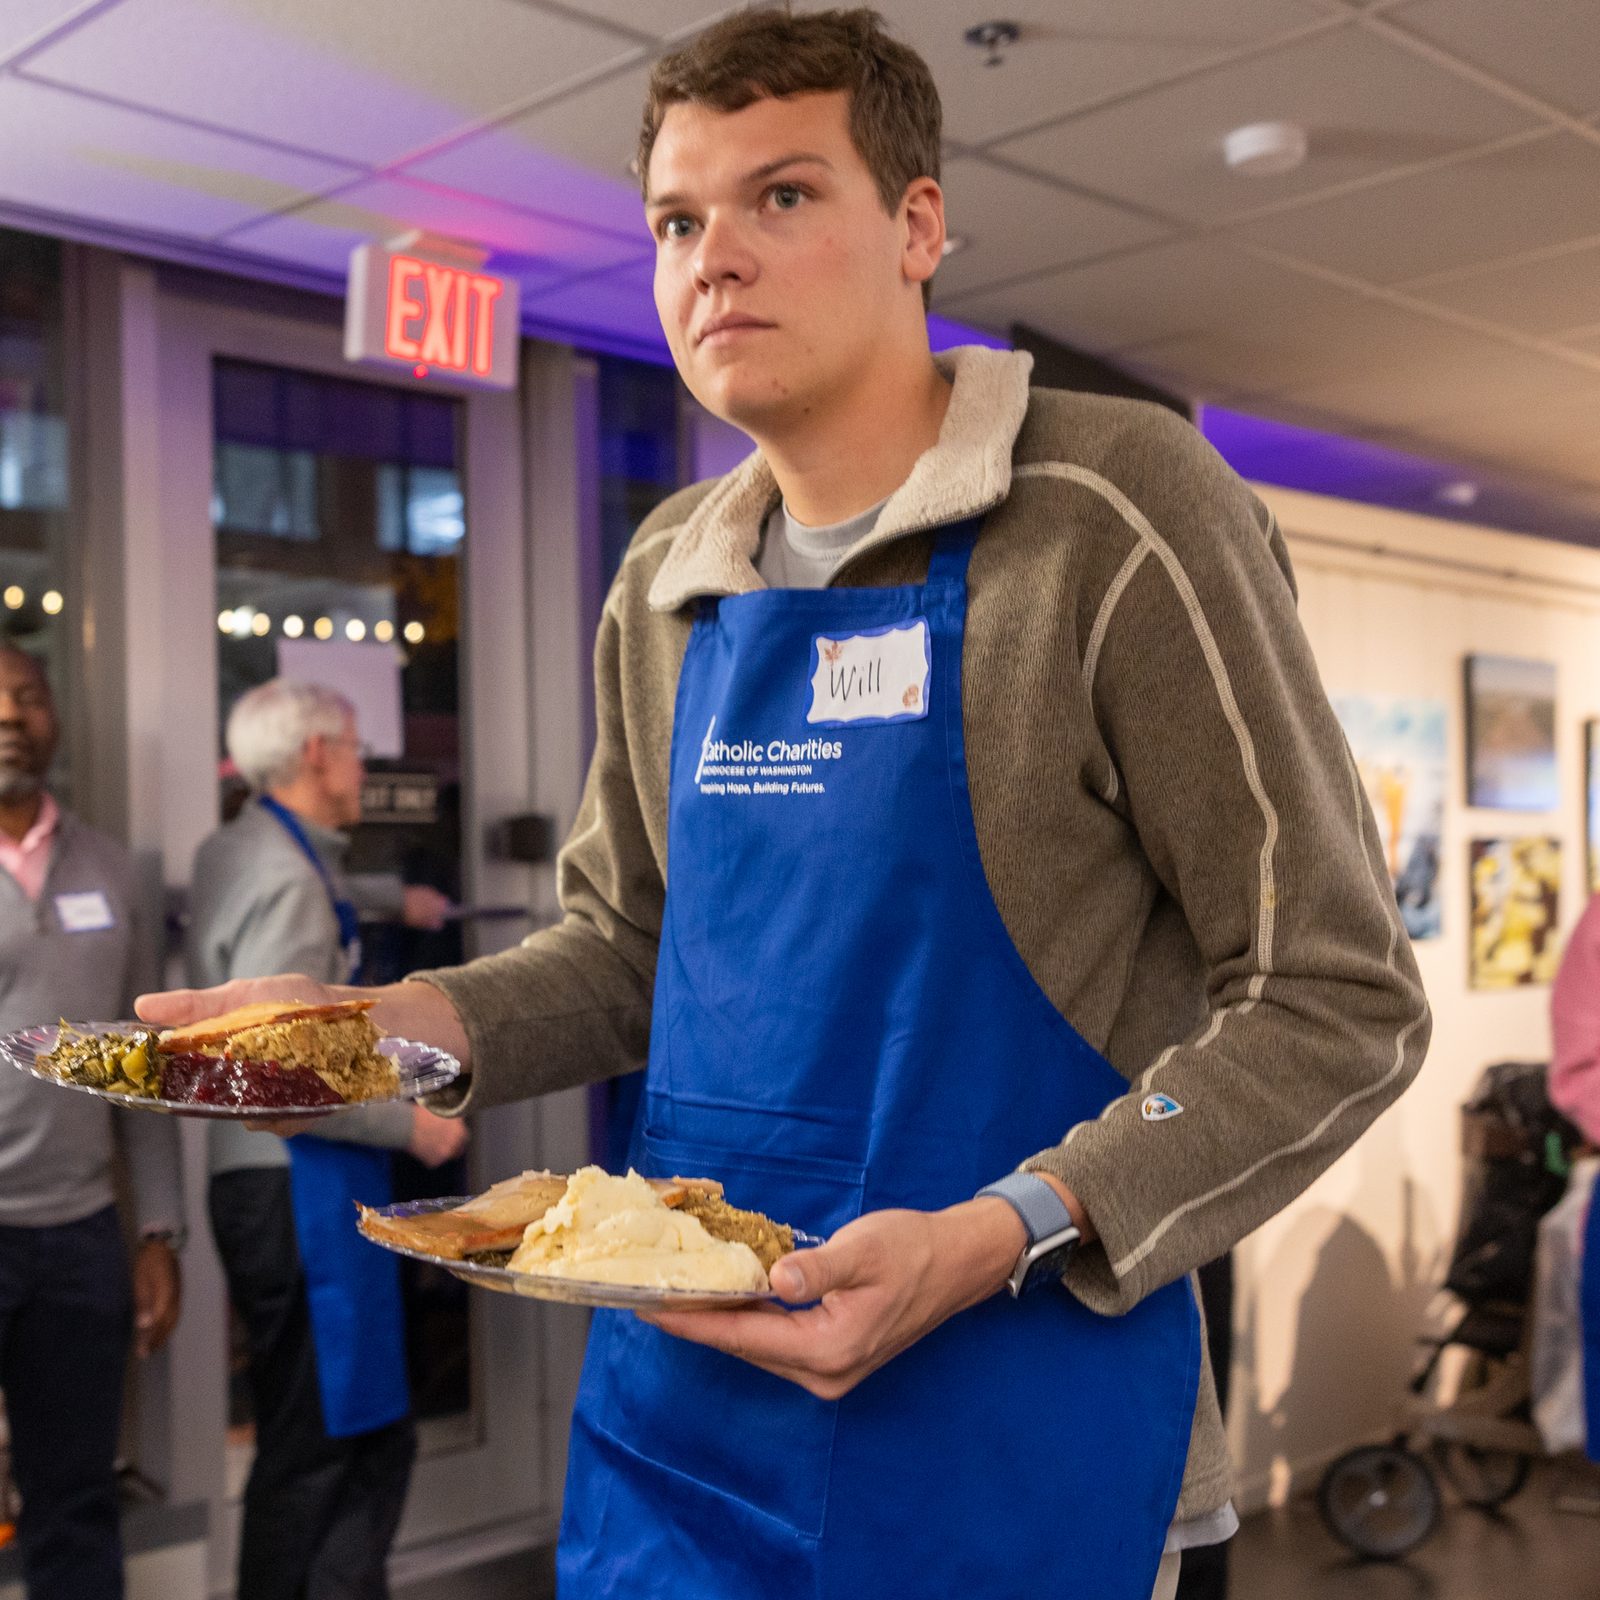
top-left (974, 1172), bottom-right (1075, 1245)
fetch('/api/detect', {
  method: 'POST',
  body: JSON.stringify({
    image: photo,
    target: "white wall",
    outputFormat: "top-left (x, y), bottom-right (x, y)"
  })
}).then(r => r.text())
top-left (1231, 485), bottom-right (1600, 1509)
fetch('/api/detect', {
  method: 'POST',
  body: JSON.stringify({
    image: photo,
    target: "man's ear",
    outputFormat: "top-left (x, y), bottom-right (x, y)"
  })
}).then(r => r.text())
top-left (901, 176), bottom-right (946, 291)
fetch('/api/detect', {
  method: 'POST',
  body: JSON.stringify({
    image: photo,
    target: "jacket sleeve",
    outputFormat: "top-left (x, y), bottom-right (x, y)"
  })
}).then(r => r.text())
top-left (1550, 894), bottom-right (1600, 1144)
top-left (412, 568), bottom-right (666, 1116)
top-left (1024, 409), bottom-right (1432, 1315)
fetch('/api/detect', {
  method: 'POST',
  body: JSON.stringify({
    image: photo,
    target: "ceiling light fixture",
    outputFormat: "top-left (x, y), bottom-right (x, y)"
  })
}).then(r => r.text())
top-left (963, 21), bottom-right (1020, 68)
top-left (1222, 121), bottom-right (1309, 177)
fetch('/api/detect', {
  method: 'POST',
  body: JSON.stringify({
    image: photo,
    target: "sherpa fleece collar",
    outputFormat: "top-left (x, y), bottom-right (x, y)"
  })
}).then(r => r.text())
top-left (647, 345), bottom-right (1034, 613)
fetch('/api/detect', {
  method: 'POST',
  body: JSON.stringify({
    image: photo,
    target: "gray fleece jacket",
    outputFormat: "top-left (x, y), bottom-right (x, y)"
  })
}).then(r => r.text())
top-left (413, 345), bottom-right (1431, 1521)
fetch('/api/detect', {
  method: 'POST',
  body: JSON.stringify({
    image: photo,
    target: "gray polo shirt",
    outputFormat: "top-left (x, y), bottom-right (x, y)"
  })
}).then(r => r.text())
top-left (0, 808), bottom-right (183, 1230)
top-left (186, 799), bottom-right (413, 1174)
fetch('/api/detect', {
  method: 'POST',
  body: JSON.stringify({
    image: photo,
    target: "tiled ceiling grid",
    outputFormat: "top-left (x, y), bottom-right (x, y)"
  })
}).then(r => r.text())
top-left (1, 0), bottom-right (1599, 501)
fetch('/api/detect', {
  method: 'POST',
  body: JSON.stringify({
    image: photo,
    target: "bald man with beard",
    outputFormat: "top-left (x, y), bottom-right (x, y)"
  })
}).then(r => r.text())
top-left (0, 643), bottom-right (184, 1600)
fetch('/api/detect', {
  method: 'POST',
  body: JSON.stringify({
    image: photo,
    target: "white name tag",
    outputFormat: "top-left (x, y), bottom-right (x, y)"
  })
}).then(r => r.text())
top-left (806, 620), bottom-right (931, 726)
top-left (55, 890), bottom-right (115, 932)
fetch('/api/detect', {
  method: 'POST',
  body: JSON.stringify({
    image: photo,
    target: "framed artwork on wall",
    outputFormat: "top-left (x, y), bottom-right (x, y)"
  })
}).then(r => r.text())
top-left (1464, 654), bottom-right (1558, 810)
top-left (1333, 695), bottom-right (1446, 939)
top-left (1587, 720), bottom-right (1600, 899)
top-left (1468, 837), bottom-right (1561, 988)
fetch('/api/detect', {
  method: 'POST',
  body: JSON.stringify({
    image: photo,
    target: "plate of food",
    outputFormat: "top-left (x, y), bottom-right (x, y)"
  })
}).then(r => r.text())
top-left (0, 998), bottom-right (460, 1117)
top-left (358, 1166), bottom-right (819, 1310)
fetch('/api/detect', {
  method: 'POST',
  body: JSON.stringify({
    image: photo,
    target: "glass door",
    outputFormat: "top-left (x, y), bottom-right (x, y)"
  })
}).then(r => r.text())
top-left (141, 275), bottom-right (579, 1593)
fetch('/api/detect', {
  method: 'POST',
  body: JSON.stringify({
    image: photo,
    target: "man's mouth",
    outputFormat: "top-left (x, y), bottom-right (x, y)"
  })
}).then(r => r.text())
top-left (697, 315), bottom-right (775, 346)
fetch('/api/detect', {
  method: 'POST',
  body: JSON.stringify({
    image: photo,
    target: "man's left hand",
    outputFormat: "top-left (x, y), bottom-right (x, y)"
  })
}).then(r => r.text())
top-left (639, 1197), bottom-right (1027, 1400)
top-left (133, 1238), bottom-right (181, 1358)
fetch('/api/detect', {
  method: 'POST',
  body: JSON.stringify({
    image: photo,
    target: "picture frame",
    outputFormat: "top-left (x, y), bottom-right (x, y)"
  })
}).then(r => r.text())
top-left (1463, 654), bottom-right (1558, 811)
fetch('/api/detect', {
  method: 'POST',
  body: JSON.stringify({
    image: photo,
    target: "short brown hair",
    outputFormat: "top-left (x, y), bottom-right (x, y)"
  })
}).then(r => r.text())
top-left (639, 8), bottom-right (943, 298)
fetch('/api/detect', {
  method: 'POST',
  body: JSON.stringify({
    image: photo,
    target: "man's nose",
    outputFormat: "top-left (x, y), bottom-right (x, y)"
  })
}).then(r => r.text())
top-left (693, 212), bottom-right (757, 289)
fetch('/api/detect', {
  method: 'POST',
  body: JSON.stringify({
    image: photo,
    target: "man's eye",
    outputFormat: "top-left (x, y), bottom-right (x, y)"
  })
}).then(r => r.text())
top-left (771, 184), bottom-right (804, 210)
top-left (661, 216), bottom-right (695, 241)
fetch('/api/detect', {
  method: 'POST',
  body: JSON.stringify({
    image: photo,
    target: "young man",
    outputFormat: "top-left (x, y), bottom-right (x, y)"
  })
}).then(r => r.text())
top-left (144, 11), bottom-right (1429, 1597)
top-left (0, 643), bottom-right (183, 1600)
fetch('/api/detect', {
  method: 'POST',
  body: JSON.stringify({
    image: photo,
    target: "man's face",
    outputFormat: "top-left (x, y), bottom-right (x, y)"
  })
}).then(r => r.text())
top-left (0, 650), bottom-right (57, 804)
top-left (646, 90), bottom-right (929, 434)
top-left (315, 712), bottom-right (365, 829)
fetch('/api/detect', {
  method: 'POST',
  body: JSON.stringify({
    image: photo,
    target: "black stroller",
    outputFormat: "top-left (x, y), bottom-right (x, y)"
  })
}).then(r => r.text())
top-left (1318, 1061), bottom-right (1584, 1558)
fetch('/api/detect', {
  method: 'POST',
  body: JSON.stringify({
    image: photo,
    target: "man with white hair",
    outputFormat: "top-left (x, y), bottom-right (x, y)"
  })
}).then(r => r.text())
top-left (187, 678), bottom-right (464, 1600)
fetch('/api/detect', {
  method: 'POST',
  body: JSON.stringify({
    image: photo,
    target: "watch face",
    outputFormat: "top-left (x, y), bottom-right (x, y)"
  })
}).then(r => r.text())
top-left (1020, 1237), bottom-right (1079, 1295)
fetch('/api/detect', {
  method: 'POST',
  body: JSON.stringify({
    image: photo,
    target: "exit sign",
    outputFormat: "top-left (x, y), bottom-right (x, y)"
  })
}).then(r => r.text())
top-left (345, 237), bottom-right (519, 390)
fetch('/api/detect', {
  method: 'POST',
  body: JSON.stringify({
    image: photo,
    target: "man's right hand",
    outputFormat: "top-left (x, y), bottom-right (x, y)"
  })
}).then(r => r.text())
top-left (409, 1105), bottom-right (469, 1167)
top-left (134, 974), bottom-right (473, 1070)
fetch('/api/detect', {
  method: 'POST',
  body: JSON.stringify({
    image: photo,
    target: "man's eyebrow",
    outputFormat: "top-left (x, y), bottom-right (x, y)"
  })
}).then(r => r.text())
top-left (647, 152), bottom-right (834, 212)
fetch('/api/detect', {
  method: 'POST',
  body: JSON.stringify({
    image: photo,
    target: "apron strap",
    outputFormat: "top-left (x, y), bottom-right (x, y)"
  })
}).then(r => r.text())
top-left (925, 517), bottom-right (983, 591)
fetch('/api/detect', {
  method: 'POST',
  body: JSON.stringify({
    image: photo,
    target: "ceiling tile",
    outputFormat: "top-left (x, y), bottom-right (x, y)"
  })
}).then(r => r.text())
top-left (1229, 131), bottom-right (1600, 285)
top-left (21, 0), bottom-right (641, 167)
top-left (930, 158), bottom-right (1170, 301)
top-left (0, 0), bottom-right (97, 64)
top-left (1289, 334), bottom-right (1600, 433)
top-left (0, 74), bottom-right (353, 238)
top-left (868, 0), bottom-right (1341, 148)
top-left (552, 0), bottom-right (735, 41)
top-left (1402, 236), bottom-right (1600, 336)
top-left (992, 24), bottom-right (1535, 224)
top-left (223, 175), bottom-right (647, 287)
top-left (522, 258), bottom-right (667, 352)
top-left (403, 61), bottom-right (652, 238)
top-left (1386, 0), bottom-right (1600, 119)
top-left (940, 238), bottom-right (1427, 375)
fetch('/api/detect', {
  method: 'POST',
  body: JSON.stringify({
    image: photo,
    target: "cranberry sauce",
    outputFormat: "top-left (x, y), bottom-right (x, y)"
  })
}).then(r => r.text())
top-left (157, 1053), bottom-right (346, 1108)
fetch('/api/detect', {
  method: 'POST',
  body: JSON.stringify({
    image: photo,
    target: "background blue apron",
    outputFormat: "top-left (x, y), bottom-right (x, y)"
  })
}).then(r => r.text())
top-left (1581, 1180), bottom-right (1600, 1460)
top-left (259, 796), bottom-right (410, 1439)
top-left (559, 521), bottom-right (1200, 1598)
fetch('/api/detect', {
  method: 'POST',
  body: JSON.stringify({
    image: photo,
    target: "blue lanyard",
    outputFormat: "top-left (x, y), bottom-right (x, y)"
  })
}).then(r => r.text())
top-left (257, 796), bottom-right (363, 959)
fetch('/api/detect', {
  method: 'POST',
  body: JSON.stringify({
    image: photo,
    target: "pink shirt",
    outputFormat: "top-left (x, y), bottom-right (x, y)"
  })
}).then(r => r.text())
top-left (1551, 891), bottom-right (1600, 1145)
top-left (0, 792), bottom-right (59, 903)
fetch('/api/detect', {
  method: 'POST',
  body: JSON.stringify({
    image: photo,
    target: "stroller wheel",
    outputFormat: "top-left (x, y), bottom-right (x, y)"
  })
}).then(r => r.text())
top-left (1318, 1444), bottom-right (1441, 1558)
top-left (1434, 1442), bottom-right (1531, 1508)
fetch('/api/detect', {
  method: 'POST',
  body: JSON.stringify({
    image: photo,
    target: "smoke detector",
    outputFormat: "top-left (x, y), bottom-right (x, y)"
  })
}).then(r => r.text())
top-left (964, 21), bottom-right (1020, 68)
top-left (1222, 121), bottom-right (1309, 177)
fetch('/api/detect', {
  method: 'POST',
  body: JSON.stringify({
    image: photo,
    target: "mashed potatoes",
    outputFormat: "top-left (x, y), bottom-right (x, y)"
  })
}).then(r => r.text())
top-left (508, 1167), bottom-right (768, 1293)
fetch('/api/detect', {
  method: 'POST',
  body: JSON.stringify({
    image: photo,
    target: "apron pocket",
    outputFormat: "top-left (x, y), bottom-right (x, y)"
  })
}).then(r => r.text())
top-left (584, 1126), bottom-right (867, 1540)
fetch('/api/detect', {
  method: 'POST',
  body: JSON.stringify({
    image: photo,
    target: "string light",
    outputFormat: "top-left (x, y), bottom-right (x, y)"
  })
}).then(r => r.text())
top-left (403, 621), bottom-right (425, 644)
top-left (41, 591), bottom-right (63, 616)
top-left (218, 609), bottom-right (235, 633)
top-left (251, 612), bottom-right (271, 636)
top-left (345, 619), bottom-right (366, 642)
top-left (373, 619), bottom-right (394, 644)
top-left (282, 615), bottom-right (304, 638)
top-left (3, 586), bottom-right (24, 610)
top-left (314, 616), bottom-right (334, 640)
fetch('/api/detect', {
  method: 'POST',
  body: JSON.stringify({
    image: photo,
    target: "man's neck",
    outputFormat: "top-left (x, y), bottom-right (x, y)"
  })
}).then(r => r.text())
top-left (757, 349), bottom-right (952, 528)
top-left (0, 793), bottom-right (44, 844)
top-left (266, 782), bottom-right (340, 834)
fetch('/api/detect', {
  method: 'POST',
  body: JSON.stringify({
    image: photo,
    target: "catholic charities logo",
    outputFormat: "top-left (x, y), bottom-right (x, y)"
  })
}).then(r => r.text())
top-left (807, 621), bottom-right (930, 726)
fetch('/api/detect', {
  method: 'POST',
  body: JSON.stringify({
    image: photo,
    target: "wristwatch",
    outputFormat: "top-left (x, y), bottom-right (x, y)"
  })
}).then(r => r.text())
top-left (975, 1172), bottom-right (1081, 1298)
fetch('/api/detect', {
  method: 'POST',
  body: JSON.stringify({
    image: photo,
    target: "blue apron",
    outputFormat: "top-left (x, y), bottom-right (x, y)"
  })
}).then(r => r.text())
top-left (558, 520), bottom-right (1201, 1598)
top-left (1581, 1180), bottom-right (1600, 1460)
top-left (258, 796), bottom-right (411, 1439)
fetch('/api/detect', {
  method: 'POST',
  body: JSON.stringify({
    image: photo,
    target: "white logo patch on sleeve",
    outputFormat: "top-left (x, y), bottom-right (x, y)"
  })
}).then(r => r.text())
top-left (807, 620), bottom-right (930, 726)
top-left (1141, 1093), bottom-right (1184, 1122)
